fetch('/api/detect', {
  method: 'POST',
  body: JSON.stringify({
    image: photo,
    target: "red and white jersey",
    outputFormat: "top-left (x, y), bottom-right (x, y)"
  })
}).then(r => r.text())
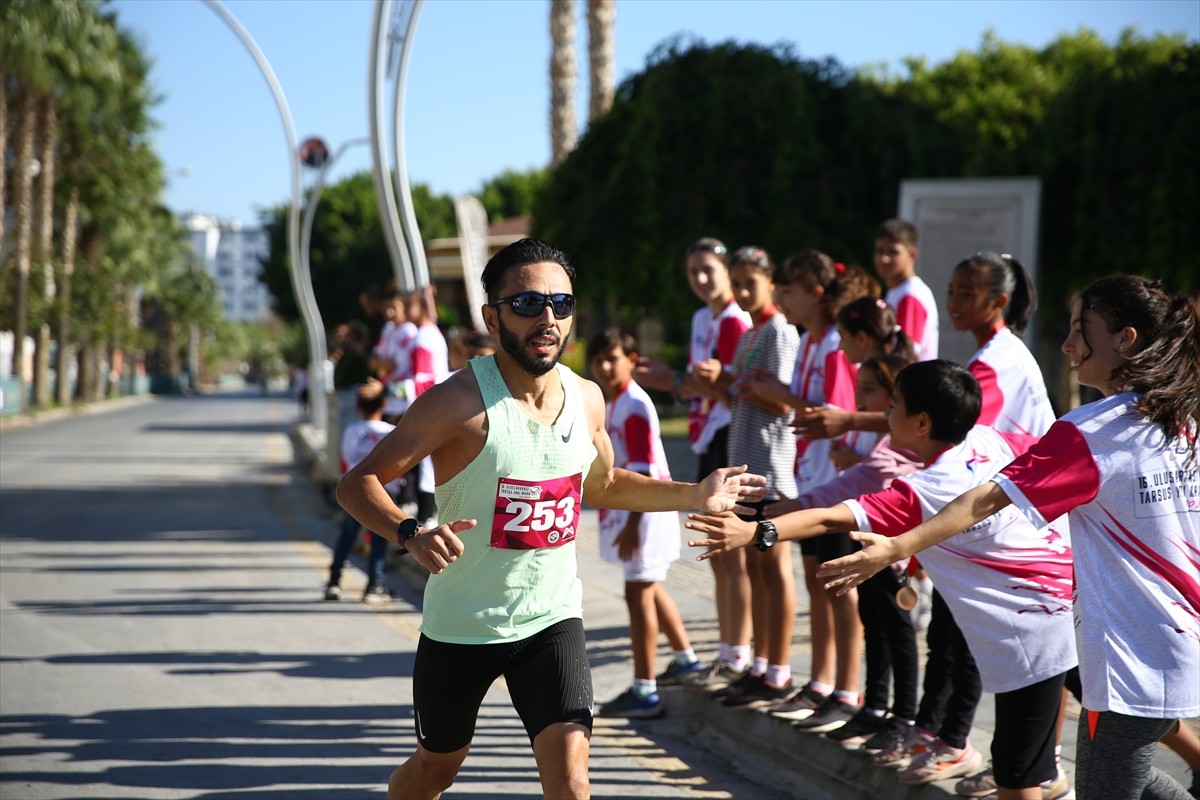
top-left (968, 325), bottom-right (1056, 436)
top-left (341, 418), bottom-right (401, 495)
top-left (886, 276), bottom-right (939, 360)
top-left (687, 300), bottom-right (751, 454)
top-left (994, 393), bottom-right (1200, 718)
top-left (599, 380), bottom-right (680, 565)
top-left (845, 425), bottom-right (1076, 693)
top-left (791, 326), bottom-right (858, 495)
top-left (407, 323), bottom-right (449, 398)
top-left (377, 320), bottom-right (418, 416)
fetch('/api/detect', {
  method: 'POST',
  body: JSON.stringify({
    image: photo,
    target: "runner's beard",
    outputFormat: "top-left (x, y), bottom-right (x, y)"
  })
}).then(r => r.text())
top-left (497, 316), bottom-right (566, 377)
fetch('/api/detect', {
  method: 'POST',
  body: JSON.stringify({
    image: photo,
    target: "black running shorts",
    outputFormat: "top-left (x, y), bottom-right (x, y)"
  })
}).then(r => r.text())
top-left (411, 617), bottom-right (594, 753)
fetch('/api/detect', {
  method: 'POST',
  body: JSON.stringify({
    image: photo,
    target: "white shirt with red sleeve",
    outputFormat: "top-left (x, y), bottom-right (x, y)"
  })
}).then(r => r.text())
top-left (967, 325), bottom-right (1056, 436)
top-left (791, 326), bottom-right (857, 495)
top-left (993, 393), bottom-right (1200, 718)
top-left (843, 425), bottom-right (1077, 694)
top-left (886, 276), bottom-right (939, 360)
top-left (598, 380), bottom-right (681, 566)
top-left (341, 418), bottom-right (401, 495)
top-left (687, 300), bottom-right (752, 454)
top-left (396, 323), bottom-right (449, 401)
top-left (379, 320), bottom-right (418, 416)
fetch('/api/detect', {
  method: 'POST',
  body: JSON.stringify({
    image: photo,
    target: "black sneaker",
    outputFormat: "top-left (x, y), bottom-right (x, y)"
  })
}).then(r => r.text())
top-left (362, 582), bottom-right (393, 602)
top-left (862, 716), bottom-right (912, 754)
top-left (824, 708), bottom-right (887, 748)
top-left (712, 671), bottom-right (761, 701)
top-left (793, 695), bottom-right (860, 733)
top-left (723, 678), bottom-right (795, 709)
top-left (596, 688), bottom-right (665, 719)
top-left (679, 660), bottom-right (746, 691)
top-left (655, 659), bottom-right (706, 686)
top-left (768, 682), bottom-right (828, 721)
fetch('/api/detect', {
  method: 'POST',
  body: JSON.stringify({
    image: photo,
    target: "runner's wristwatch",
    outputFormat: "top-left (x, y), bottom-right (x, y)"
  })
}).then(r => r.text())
top-left (396, 518), bottom-right (420, 555)
top-left (754, 520), bottom-right (778, 552)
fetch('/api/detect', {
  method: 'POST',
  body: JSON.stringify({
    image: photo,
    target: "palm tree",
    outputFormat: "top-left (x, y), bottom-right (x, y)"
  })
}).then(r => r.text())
top-left (587, 0), bottom-right (615, 123)
top-left (549, 0), bottom-right (577, 167)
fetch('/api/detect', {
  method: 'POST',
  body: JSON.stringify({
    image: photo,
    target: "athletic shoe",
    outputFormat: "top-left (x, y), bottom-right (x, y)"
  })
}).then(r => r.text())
top-left (899, 739), bottom-right (983, 784)
top-left (872, 726), bottom-right (935, 770)
top-left (596, 688), bottom-right (665, 719)
top-left (723, 678), bottom-right (794, 709)
top-left (824, 708), bottom-right (887, 749)
top-left (678, 660), bottom-right (745, 691)
top-left (655, 659), bottom-right (706, 686)
top-left (971, 775), bottom-right (1074, 800)
top-left (862, 716), bottom-right (912, 754)
top-left (769, 682), bottom-right (828, 721)
top-left (323, 584), bottom-right (342, 601)
top-left (714, 671), bottom-right (763, 701)
top-left (793, 696), bottom-right (860, 734)
top-left (956, 762), bottom-right (996, 797)
top-left (362, 582), bottom-right (393, 602)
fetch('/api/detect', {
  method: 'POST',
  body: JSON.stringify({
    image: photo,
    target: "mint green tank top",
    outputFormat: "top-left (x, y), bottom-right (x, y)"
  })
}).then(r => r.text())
top-left (421, 355), bottom-right (598, 644)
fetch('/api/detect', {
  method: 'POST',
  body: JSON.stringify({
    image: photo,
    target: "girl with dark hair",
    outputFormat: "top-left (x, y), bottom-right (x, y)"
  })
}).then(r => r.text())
top-left (837, 296), bottom-right (917, 364)
top-left (820, 275), bottom-right (1200, 800)
top-left (748, 249), bottom-right (877, 730)
top-left (636, 237), bottom-right (754, 688)
top-left (947, 252), bottom-right (1055, 435)
top-left (705, 245), bottom-right (801, 708)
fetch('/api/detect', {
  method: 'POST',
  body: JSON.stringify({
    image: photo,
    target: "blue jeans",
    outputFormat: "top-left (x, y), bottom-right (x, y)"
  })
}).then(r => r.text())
top-left (329, 511), bottom-right (387, 586)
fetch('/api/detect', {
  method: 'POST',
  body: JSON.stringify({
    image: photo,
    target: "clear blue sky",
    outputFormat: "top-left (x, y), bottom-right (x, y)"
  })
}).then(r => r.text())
top-left (110, 0), bottom-right (1199, 227)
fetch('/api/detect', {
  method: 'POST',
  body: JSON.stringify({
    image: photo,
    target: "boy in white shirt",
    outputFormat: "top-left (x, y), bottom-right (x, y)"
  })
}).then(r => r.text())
top-left (590, 328), bottom-right (703, 718)
top-left (875, 219), bottom-right (939, 361)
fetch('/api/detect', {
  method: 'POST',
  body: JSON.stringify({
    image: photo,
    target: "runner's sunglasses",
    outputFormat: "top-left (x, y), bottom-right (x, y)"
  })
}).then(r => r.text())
top-left (489, 292), bottom-right (576, 319)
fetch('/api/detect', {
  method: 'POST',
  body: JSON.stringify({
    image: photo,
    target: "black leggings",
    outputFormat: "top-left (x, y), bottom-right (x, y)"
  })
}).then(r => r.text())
top-left (913, 590), bottom-right (982, 749)
top-left (857, 566), bottom-right (918, 719)
top-left (1076, 711), bottom-right (1188, 800)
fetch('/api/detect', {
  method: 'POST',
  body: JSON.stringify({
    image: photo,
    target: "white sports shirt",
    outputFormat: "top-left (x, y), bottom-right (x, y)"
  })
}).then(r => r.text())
top-left (886, 276), bottom-right (939, 361)
top-left (968, 325), bottom-right (1056, 436)
top-left (687, 299), bottom-right (752, 454)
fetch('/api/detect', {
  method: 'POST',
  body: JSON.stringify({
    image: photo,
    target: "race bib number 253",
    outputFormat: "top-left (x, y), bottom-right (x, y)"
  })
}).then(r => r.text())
top-left (490, 473), bottom-right (583, 550)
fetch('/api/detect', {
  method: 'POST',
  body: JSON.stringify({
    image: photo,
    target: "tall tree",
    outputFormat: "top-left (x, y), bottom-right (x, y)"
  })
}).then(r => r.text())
top-left (549, 0), bottom-right (577, 167)
top-left (586, 0), bottom-right (615, 122)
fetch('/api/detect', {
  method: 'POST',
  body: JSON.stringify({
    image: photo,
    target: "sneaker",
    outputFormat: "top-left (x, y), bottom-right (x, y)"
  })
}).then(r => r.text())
top-left (769, 682), bottom-right (828, 721)
top-left (872, 726), bottom-right (935, 770)
top-left (712, 670), bottom-right (761, 701)
top-left (899, 739), bottom-right (983, 784)
top-left (655, 659), bottom-right (706, 686)
top-left (678, 660), bottom-right (746, 691)
top-left (323, 584), bottom-right (342, 601)
top-left (793, 695), bottom-right (860, 734)
top-left (969, 771), bottom-right (1073, 800)
top-left (862, 716), bottom-right (912, 754)
top-left (723, 678), bottom-right (795, 709)
top-left (596, 688), bottom-right (665, 719)
top-left (825, 708), bottom-right (887, 749)
top-left (956, 762), bottom-right (996, 797)
top-left (362, 582), bottom-right (393, 602)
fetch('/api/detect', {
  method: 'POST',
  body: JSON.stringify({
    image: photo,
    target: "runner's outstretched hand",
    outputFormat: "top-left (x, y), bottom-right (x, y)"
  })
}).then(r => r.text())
top-left (692, 465), bottom-right (766, 515)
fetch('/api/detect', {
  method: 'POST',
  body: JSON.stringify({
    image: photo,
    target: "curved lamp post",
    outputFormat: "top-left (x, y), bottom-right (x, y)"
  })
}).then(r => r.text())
top-left (202, 0), bottom-right (329, 441)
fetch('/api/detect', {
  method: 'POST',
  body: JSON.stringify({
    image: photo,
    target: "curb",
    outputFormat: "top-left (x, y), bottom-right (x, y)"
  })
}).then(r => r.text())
top-left (0, 393), bottom-right (156, 434)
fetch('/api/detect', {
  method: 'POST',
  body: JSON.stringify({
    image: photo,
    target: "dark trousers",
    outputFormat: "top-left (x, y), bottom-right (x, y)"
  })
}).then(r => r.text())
top-left (914, 589), bottom-right (982, 749)
top-left (329, 510), bottom-right (387, 586)
top-left (857, 566), bottom-right (919, 719)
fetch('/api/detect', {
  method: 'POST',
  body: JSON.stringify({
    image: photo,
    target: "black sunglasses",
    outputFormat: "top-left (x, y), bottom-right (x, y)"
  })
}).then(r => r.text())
top-left (490, 292), bottom-right (576, 319)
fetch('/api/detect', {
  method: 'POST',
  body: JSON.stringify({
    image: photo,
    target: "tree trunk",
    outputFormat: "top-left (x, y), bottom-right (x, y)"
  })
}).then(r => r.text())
top-left (549, 0), bottom-right (577, 167)
top-left (587, 0), bottom-right (615, 123)
top-left (33, 97), bottom-right (58, 408)
top-left (10, 86), bottom-right (37, 382)
top-left (56, 187), bottom-right (78, 406)
top-left (0, 67), bottom-right (9, 254)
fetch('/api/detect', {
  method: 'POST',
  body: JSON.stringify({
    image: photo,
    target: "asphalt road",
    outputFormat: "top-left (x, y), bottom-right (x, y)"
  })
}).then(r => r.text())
top-left (0, 390), bottom-right (775, 800)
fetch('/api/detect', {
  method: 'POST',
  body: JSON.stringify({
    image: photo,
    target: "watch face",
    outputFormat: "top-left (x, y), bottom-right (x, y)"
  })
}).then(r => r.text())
top-left (756, 522), bottom-right (778, 550)
top-left (398, 518), bottom-right (420, 540)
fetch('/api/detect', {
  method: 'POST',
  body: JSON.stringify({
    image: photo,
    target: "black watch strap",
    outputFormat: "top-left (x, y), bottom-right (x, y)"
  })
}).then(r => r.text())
top-left (396, 518), bottom-right (420, 555)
